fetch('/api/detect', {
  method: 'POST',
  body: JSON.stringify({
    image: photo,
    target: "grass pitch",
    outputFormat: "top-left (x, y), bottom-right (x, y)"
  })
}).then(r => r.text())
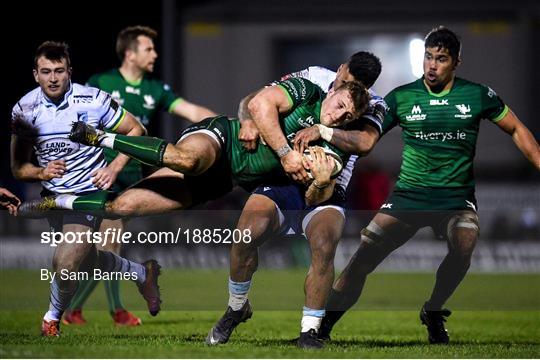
top-left (0, 270), bottom-right (539, 358)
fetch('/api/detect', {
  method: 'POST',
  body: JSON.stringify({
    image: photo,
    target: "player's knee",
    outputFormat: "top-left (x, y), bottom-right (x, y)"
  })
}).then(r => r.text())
top-left (109, 195), bottom-right (142, 215)
top-left (359, 221), bottom-right (388, 248)
top-left (175, 152), bottom-right (201, 174)
top-left (447, 212), bottom-right (479, 262)
top-left (53, 256), bottom-right (78, 274)
top-left (310, 236), bottom-right (338, 267)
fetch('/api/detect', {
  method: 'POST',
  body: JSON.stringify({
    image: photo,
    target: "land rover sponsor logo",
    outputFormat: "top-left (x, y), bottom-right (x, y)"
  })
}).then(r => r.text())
top-left (36, 138), bottom-right (80, 161)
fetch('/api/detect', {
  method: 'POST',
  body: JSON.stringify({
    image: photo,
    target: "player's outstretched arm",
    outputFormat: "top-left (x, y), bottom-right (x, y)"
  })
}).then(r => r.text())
top-left (496, 108), bottom-right (540, 171)
top-left (171, 99), bottom-right (217, 123)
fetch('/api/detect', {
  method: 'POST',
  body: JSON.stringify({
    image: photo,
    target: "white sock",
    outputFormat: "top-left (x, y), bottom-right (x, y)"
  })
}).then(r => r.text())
top-left (44, 310), bottom-right (61, 322)
top-left (228, 292), bottom-right (248, 311)
top-left (55, 194), bottom-right (77, 209)
top-left (301, 315), bottom-right (322, 333)
top-left (100, 133), bottom-right (116, 148)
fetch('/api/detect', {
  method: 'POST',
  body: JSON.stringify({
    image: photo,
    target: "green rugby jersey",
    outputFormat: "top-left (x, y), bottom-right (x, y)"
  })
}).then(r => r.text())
top-left (87, 69), bottom-right (181, 170)
top-left (227, 77), bottom-right (346, 187)
top-left (383, 77), bottom-right (507, 190)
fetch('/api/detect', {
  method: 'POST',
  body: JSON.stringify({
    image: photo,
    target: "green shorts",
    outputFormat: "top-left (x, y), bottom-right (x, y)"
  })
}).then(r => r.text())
top-left (379, 187), bottom-right (478, 238)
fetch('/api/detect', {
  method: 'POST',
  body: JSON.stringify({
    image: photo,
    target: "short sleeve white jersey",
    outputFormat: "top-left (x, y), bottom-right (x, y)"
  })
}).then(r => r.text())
top-left (11, 82), bottom-right (126, 194)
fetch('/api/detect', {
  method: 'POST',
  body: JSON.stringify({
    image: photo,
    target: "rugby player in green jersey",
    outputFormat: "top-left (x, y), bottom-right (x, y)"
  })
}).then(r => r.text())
top-left (20, 78), bottom-right (369, 222)
top-left (64, 26), bottom-right (216, 327)
top-left (206, 52), bottom-right (385, 349)
top-left (318, 26), bottom-right (540, 345)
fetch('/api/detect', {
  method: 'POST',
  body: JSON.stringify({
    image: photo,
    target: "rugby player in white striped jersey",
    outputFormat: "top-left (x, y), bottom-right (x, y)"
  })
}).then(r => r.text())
top-left (11, 41), bottom-right (161, 336)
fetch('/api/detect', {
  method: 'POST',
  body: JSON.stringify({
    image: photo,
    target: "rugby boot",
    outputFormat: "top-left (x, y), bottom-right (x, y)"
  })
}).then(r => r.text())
top-left (297, 328), bottom-right (324, 349)
top-left (206, 300), bottom-right (253, 345)
top-left (18, 196), bottom-right (58, 218)
top-left (113, 309), bottom-right (142, 326)
top-left (420, 302), bottom-right (451, 344)
top-left (62, 309), bottom-right (87, 325)
top-left (41, 319), bottom-right (61, 337)
top-left (69, 121), bottom-right (106, 146)
top-left (137, 260), bottom-right (162, 316)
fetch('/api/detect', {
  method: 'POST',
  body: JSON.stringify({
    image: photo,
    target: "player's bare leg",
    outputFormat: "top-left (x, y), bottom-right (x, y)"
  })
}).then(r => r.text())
top-left (42, 224), bottom-right (96, 336)
top-left (206, 194), bottom-right (280, 345)
top-left (297, 207), bottom-right (344, 349)
top-left (319, 212), bottom-right (416, 339)
top-left (420, 210), bottom-right (479, 344)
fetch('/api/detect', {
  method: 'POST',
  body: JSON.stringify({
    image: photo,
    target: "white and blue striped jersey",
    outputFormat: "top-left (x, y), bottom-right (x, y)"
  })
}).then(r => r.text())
top-left (282, 66), bottom-right (387, 192)
top-left (11, 82), bottom-right (126, 194)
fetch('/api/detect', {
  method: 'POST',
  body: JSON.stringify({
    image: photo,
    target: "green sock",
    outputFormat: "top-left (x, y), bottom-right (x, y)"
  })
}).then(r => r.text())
top-left (72, 191), bottom-right (109, 211)
top-left (69, 279), bottom-right (100, 310)
top-left (104, 280), bottom-right (124, 314)
top-left (112, 135), bottom-right (167, 167)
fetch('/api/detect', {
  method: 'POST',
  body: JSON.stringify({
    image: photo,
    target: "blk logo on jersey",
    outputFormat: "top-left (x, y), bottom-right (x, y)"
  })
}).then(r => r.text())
top-left (430, 99), bottom-right (448, 105)
top-left (125, 86), bottom-right (141, 95)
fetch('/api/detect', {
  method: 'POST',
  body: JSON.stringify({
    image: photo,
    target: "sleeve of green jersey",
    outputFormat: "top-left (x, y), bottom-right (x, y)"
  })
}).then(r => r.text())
top-left (480, 85), bottom-right (508, 123)
top-left (276, 77), bottom-right (318, 108)
top-left (86, 74), bottom-right (100, 88)
top-left (159, 81), bottom-right (181, 112)
top-left (381, 91), bottom-right (399, 135)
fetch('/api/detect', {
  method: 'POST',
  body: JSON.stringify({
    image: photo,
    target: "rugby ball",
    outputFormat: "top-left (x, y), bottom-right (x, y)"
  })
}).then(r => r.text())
top-left (302, 146), bottom-right (343, 179)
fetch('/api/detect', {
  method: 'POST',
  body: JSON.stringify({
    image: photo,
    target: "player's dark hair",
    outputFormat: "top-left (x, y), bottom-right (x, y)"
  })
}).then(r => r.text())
top-left (425, 26), bottom-right (461, 62)
top-left (116, 25), bottom-right (158, 62)
top-left (347, 51), bottom-right (381, 88)
top-left (34, 41), bottom-right (71, 69)
top-left (335, 81), bottom-right (370, 117)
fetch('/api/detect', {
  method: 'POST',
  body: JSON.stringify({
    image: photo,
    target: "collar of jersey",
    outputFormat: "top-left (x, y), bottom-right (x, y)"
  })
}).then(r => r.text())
top-left (117, 69), bottom-right (143, 86)
top-left (41, 81), bottom-right (73, 109)
top-left (421, 77), bottom-right (453, 97)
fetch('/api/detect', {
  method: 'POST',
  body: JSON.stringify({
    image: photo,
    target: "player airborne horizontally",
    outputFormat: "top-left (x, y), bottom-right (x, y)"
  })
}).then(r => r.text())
top-left (19, 78), bottom-right (370, 220)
